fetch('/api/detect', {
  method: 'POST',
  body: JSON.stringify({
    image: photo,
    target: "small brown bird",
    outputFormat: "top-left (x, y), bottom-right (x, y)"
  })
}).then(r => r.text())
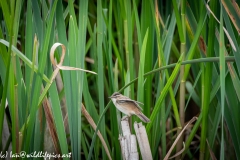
top-left (109, 92), bottom-right (150, 123)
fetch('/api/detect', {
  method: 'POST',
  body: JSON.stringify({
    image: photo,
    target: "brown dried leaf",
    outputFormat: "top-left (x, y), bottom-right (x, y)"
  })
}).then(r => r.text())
top-left (164, 117), bottom-right (198, 160)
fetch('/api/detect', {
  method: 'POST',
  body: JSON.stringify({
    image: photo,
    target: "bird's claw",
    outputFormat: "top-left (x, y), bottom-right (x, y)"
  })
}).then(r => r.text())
top-left (121, 116), bottom-right (129, 121)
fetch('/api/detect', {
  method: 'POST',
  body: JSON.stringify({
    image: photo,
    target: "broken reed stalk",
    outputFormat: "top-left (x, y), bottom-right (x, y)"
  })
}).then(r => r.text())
top-left (119, 117), bottom-right (152, 160)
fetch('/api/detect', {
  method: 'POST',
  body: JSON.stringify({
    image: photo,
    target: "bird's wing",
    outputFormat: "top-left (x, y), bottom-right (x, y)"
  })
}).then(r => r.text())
top-left (120, 95), bottom-right (144, 105)
top-left (131, 100), bottom-right (144, 105)
top-left (117, 99), bottom-right (143, 111)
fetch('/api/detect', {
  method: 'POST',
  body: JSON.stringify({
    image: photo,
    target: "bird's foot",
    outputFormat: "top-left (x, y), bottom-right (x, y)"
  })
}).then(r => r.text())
top-left (121, 115), bottom-right (129, 121)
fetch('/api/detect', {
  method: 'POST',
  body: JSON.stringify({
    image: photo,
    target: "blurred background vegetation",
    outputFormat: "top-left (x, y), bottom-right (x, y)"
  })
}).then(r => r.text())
top-left (0, 0), bottom-right (240, 159)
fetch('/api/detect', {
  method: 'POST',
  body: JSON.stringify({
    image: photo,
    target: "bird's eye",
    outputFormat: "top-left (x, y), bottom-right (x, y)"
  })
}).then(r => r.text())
top-left (112, 92), bottom-right (120, 97)
top-left (113, 92), bottom-right (120, 96)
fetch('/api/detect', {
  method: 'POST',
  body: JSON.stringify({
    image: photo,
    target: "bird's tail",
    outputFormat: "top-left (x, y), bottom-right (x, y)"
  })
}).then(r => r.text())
top-left (137, 113), bottom-right (150, 123)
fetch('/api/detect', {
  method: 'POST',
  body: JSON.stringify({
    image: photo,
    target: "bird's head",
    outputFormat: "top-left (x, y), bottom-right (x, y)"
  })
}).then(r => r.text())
top-left (109, 92), bottom-right (121, 99)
